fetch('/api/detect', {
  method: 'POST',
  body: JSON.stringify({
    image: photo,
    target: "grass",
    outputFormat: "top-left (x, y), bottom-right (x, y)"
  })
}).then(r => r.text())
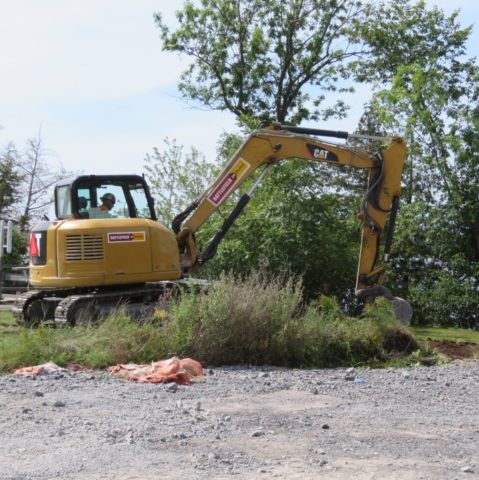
top-left (0, 311), bottom-right (18, 336)
top-left (411, 327), bottom-right (479, 344)
top-left (0, 272), bottom-right (425, 372)
top-left (0, 308), bottom-right (178, 372)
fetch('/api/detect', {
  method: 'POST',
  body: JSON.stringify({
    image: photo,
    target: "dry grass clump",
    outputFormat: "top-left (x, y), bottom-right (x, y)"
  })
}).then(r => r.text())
top-left (177, 271), bottom-right (304, 365)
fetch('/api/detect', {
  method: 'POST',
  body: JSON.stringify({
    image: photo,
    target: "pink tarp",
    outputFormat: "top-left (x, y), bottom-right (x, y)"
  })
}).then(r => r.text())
top-left (11, 362), bottom-right (89, 376)
top-left (110, 357), bottom-right (204, 384)
top-left (11, 357), bottom-right (204, 385)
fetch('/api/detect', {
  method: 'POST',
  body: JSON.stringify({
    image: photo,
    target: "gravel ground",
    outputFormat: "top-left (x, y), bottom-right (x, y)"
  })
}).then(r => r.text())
top-left (1, 360), bottom-right (479, 480)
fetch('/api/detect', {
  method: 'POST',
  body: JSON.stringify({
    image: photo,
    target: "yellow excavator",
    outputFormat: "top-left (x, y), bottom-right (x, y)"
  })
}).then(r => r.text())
top-left (13, 124), bottom-right (411, 326)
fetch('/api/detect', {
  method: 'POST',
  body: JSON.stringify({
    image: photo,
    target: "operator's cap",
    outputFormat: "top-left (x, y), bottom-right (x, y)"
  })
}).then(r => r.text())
top-left (101, 193), bottom-right (116, 203)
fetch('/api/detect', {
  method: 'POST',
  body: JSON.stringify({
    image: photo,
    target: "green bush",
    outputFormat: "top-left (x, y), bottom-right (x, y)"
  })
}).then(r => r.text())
top-left (171, 273), bottom-right (420, 368)
top-left (0, 272), bottom-right (421, 372)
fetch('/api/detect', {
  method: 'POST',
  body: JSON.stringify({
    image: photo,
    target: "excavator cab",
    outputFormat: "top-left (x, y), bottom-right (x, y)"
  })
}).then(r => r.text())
top-left (54, 175), bottom-right (157, 221)
top-left (27, 173), bottom-right (181, 298)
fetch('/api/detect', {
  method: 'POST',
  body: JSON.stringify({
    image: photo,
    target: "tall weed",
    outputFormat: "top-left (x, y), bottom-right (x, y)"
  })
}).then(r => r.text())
top-left (180, 271), bottom-right (304, 365)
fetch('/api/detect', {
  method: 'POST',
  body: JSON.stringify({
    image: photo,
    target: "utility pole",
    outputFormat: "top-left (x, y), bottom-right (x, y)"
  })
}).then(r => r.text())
top-left (0, 220), bottom-right (13, 301)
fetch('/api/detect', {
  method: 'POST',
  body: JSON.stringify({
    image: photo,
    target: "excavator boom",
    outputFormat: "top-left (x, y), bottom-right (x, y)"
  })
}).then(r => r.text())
top-left (173, 126), bottom-right (407, 294)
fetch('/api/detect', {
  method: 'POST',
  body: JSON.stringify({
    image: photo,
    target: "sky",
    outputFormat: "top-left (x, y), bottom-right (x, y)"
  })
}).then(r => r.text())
top-left (1, 0), bottom-right (478, 178)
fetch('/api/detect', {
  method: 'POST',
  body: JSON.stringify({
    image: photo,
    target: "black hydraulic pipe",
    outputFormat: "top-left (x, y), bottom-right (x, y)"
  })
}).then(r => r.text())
top-left (200, 193), bottom-right (251, 263)
top-left (383, 196), bottom-right (400, 259)
top-left (172, 200), bottom-right (199, 234)
top-left (281, 125), bottom-right (349, 140)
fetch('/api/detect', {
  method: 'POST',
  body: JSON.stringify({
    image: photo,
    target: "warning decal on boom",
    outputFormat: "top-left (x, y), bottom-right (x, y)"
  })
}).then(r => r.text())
top-left (207, 158), bottom-right (250, 206)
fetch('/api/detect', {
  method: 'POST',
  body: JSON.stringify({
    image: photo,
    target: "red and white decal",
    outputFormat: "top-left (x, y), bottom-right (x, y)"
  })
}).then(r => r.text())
top-left (207, 158), bottom-right (250, 206)
top-left (108, 231), bottom-right (146, 243)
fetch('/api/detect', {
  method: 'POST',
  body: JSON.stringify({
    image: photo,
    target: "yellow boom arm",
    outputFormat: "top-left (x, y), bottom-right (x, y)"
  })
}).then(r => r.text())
top-left (173, 126), bottom-right (407, 290)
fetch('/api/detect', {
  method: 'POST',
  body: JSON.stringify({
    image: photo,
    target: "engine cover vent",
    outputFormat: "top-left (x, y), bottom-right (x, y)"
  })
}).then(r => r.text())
top-left (65, 234), bottom-right (104, 261)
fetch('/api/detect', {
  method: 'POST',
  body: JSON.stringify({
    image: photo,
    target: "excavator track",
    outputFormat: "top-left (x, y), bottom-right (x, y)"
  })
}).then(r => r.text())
top-left (12, 282), bottom-right (185, 327)
top-left (12, 289), bottom-right (73, 327)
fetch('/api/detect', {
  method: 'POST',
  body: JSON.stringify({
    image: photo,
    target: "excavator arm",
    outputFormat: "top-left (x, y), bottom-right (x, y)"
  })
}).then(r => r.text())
top-left (173, 125), bottom-right (408, 306)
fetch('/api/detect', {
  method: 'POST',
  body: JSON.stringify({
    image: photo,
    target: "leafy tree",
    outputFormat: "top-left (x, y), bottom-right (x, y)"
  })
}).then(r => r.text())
top-left (387, 200), bottom-right (479, 327)
top-left (351, 0), bottom-right (472, 83)
top-left (155, 0), bottom-right (479, 320)
top-left (0, 143), bottom-right (23, 219)
top-left (355, 0), bottom-right (478, 212)
top-left (144, 138), bottom-right (218, 227)
top-left (3, 229), bottom-right (28, 266)
top-left (153, 0), bottom-right (385, 309)
top-left (155, 0), bottom-right (362, 127)
top-left (354, 0), bottom-right (479, 326)
top-left (0, 141), bottom-right (27, 268)
top-left (215, 132), bottom-right (244, 167)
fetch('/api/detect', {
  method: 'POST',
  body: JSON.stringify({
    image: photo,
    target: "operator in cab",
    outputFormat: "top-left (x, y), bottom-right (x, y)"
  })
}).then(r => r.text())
top-left (100, 193), bottom-right (116, 212)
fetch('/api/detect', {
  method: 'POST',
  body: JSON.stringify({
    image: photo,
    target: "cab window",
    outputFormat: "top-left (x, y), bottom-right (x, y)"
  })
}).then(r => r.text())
top-left (76, 181), bottom-right (153, 220)
top-left (56, 185), bottom-right (72, 219)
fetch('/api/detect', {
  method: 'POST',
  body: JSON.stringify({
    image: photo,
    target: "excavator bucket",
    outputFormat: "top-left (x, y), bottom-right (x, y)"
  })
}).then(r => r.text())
top-left (356, 285), bottom-right (413, 325)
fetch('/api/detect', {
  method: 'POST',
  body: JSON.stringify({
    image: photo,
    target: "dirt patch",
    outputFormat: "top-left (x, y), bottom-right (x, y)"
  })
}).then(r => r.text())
top-left (426, 339), bottom-right (479, 359)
